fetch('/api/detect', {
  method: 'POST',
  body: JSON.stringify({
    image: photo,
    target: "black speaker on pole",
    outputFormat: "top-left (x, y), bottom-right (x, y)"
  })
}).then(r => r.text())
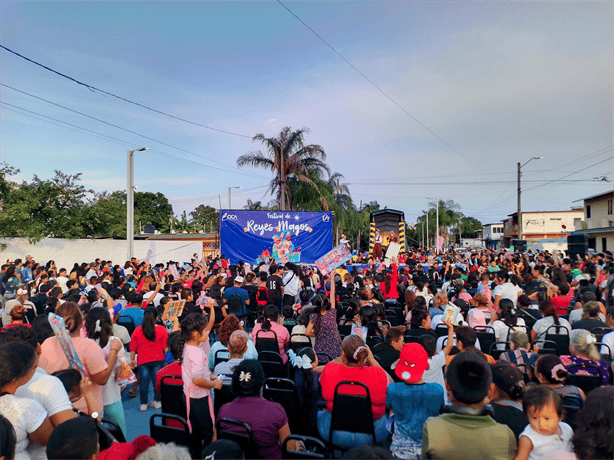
top-left (512, 239), bottom-right (527, 252)
top-left (567, 234), bottom-right (588, 260)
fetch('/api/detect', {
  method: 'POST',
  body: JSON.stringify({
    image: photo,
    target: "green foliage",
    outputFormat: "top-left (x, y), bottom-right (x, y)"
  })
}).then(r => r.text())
top-left (134, 191), bottom-right (173, 233)
top-left (190, 205), bottom-right (219, 233)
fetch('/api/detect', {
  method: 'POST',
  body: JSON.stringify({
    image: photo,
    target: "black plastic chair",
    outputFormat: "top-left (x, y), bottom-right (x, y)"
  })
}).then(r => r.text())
top-left (116, 315), bottom-right (136, 338)
top-left (590, 327), bottom-right (610, 343)
top-left (473, 325), bottom-right (496, 356)
top-left (516, 310), bottom-right (538, 331)
top-left (214, 349), bottom-right (231, 367)
top-left (544, 325), bottom-right (570, 356)
top-left (561, 393), bottom-right (583, 430)
top-left (255, 329), bottom-right (280, 354)
top-left (100, 416), bottom-right (126, 443)
top-left (258, 350), bottom-right (286, 378)
top-left (290, 333), bottom-right (312, 353)
top-left (435, 324), bottom-right (449, 337)
top-left (216, 418), bottom-right (260, 459)
top-left (385, 309), bottom-right (399, 327)
top-left (366, 336), bottom-right (383, 348)
top-left (338, 324), bottom-right (352, 337)
top-left (566, 363), bottom-right (604, 395)
top-left (534, 339), bottom-right (558, 356)
top-left (596, 342), bottom-right (612, 361)
top-left (404, 328), bottom-right (437, 340)
top-left (159, 374), bottom-right (186, 421)
top-left (316, 352), bottom-right (333, 364)
top-left (282, 435), bottom-right (328, 459)
top-left (489, 341), bottom-right (512, 361)
top-left (263, 378), bottom-right (299, 431)
top-left (149, 413), bottom-right (191, 449)
top-left (213, 378), bottom-right (236, 415)
top-left (328, 381), bottom-right (376, 452)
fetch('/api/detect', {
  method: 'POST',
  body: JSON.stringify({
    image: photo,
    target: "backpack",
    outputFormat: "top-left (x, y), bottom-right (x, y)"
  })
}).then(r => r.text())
top-left (257, 286), bottom-right (269, 307)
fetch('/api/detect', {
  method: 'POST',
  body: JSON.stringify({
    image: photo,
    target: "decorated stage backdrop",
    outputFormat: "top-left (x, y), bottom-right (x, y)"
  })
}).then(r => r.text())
top-left (220, 210), bottom-right (333, 264)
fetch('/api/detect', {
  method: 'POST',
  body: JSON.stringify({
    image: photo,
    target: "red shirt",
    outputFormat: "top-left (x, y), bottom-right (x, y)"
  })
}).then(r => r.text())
top-left (320, 362), bottom-right (388, 419)
top-left (130, 325), bottom-right (168, 365)
top-left (155, 362), bottom-right (183, 395)
top-left (551, 288), bottom-right (573, 315)
top-left (2, 323), bottom-right (32, 329)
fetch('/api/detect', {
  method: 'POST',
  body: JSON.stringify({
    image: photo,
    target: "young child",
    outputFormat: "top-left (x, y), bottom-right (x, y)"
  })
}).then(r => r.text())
top-left (387, 343), bottom-right (444, 460)
top-left (179, 304), bottom-right (223, 455)
top-left (419, 318), bottom-right (454, 403)
top-left (52, 369), bottom-right (102, 420)
top-left (514, 385), bottom-right (573, 460)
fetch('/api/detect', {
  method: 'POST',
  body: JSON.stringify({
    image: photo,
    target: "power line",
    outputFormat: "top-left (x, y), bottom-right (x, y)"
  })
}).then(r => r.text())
top-left (0, 45), bottom-right (252, 138)
top-left (0, 100), bottom-right (269, 180)
top-left (346, 179), bottom-right (607, 186)
top-left (275, 0), bottom-right (489, 173)
top-left (522, 156), bottom-right (614, 194)
top-left (1, 85), bottom-right (270, 180)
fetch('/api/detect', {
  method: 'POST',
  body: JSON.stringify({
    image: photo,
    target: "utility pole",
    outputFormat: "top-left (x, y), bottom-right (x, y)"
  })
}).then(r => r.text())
top-left (126, 147), bottom-right (148, 260)
top-left (518, 157), bottom-right (542, 241)
top-left (426, 211), bottom-right (429, 249)
top-left (517, 161), bottom-right (522, 241)
top-left (436, 198), bottom-right (439, 254)
top-left (280, 150), bottom-right (285, 211)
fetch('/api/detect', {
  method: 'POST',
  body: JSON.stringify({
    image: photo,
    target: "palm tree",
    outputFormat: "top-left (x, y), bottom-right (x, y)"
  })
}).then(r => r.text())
top-left (237, 127), bottom-right (330, 210)
top-left (243, 199), bottom-right (264, 211)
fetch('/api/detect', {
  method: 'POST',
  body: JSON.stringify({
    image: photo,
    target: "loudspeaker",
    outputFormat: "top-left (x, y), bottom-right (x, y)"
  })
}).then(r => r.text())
top-left (512, 239), bottom-right (527, 252)
top-left (567, 234), bottom-right (588, 260)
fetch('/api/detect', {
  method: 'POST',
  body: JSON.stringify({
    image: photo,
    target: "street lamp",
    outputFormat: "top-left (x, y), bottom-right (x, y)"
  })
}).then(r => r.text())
top-left (228, 186), bottom-right (242, 209)
top-left (517, 156), bottom-right (542, 240)
top-left (427, 197), bottom-right (439, 253)
top-left (127, 147), bottom-right (148, 259)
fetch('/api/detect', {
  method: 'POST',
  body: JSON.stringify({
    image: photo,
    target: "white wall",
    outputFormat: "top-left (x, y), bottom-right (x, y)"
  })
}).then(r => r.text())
top-left (0, 238), bottom-right (202, 269)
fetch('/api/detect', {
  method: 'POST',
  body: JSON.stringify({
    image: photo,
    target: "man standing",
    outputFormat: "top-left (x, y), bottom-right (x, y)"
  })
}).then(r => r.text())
top-left (266, 265), bottom-right (284, 309)
top-left (222, 276), bottom-right (250, 319)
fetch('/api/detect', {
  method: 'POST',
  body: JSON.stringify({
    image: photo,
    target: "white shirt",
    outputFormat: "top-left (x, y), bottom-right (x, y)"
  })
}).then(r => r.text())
top-left (519, 422), bottom-right (573, 460)
top-left (143, 291), bottom-right (164, 307)
top-left (15, 368), bottom-right (73, 460)
top-left (0, 394), bottom-right (47, 460)
top-left (422, 352), bottom-right (447, 403)
top-left (493, 282), bottom-right (522, 307)
top-left (532, 316), bottom-right (571, 346)
top-left (601, 330), bottom-right (614, 359)
top-left (283, 271), bottom-right (300, 298)
top-left (491, 318), bottom-right (527, 346)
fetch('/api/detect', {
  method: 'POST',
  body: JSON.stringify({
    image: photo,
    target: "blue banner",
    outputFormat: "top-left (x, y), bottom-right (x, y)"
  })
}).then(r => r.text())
top-left (220, 210), bottom-right (333, 264)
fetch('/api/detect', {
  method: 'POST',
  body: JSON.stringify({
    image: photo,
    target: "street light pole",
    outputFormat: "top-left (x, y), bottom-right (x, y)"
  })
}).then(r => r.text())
top-left (427, 197), bottom-right (439, 253)
top-left (127, 147), bottom-right (148, 260)
top-left (227, 186), bottom-right (242, 209)
top-left (517, 156), bottom-right (542, 241)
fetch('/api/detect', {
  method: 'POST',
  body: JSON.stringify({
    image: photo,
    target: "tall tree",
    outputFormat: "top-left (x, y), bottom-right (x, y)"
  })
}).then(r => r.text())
top-left (190, 205), bottom-right (219, 233)
top-left (134, 191), bottom-right (173, 233)
top-left (243, 199), bottom-right (264, 211)
top-left (236, 127), bottom-right (330, 210)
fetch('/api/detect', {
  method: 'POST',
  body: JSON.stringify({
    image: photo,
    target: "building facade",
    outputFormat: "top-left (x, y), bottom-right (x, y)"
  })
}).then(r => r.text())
top-left (573, 190), bottom-right (614, 253)
top-left (502, 210), bottom-right (584, 247)
top-left (483, 223), bottom-right (504, 249)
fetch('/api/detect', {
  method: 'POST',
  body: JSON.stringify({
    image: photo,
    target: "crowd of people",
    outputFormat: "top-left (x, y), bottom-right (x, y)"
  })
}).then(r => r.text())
top-left (0, 246), bottom-right (613, 460)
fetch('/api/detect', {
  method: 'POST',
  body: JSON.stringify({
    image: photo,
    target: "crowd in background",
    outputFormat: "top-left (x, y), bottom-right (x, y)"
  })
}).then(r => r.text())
top-left (0, 246), bottom-right (613, 460)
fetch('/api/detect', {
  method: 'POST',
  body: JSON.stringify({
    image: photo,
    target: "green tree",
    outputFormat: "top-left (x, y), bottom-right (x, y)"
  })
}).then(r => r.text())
top-left (81, 191), bottom-right (127, 237)
top-left (190, 205), bottom-right (219, 233)
top-left (134, 192), bottom-right (173, 233)
top-left (460, 216), bottom-right (484, 238)
top-left (237, 127), bottom-right (330, 210)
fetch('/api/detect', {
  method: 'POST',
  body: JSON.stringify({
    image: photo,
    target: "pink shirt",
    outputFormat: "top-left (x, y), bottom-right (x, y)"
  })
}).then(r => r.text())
top-left (182, 342), bottom-right (211, 400)
top-left (252, 321), bottom-right (290, 364)
top-left (39, 336), bottom-right (108, 414)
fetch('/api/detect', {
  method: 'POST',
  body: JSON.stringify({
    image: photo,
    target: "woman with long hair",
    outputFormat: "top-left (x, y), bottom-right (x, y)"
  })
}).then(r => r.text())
top-left (531, 299), bottom-right (571, 346)
top-left (306, 282), bottom-right (342, 360)
top-left (251, 305), bottom-right (290, 363)
top-left (492, 298), bottom-right (526, 345)
top-left (39, 302), bottom-right (120, 416)
top-left (129, 307), bottom-right (168, 411)
top-left (85, 307), bottom-right (127, 436)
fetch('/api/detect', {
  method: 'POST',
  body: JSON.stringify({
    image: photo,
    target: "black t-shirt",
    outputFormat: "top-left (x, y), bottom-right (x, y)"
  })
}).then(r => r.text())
top-left (266, 275), bottom-right (283, 302)
top-left (243, 284), bottom-right (258, 310)
top-left (491, 402), bottom-right (527, 440)
top-left (371, 343), bottom-right (402, 383)
top-left (571, 318), bottom-right (608, 331)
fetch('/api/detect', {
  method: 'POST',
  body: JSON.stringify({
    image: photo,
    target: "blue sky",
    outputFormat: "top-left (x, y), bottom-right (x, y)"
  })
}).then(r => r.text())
top-left (1, 1), bottom-right (612, 226)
